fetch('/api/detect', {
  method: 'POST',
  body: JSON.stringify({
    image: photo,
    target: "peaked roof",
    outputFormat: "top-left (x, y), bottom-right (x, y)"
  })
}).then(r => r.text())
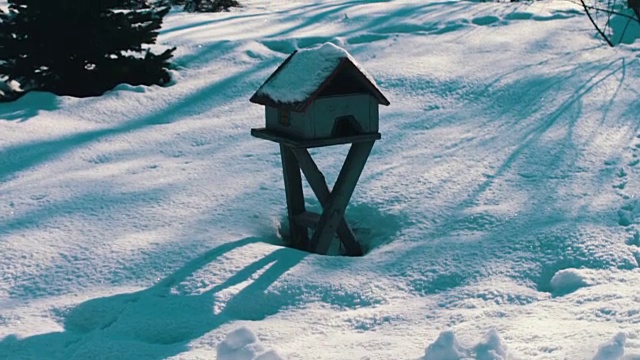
top-left (250, 43), bottom-right (390, 112)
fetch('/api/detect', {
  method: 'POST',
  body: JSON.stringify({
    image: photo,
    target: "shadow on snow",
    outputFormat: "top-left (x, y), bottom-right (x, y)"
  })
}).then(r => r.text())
top-left (0, 92), bottom-right (60, 122)
top-left (0, 237), bottom-right (307, 359)
top-left (0, 44), bottom-right (279, 183)
top-left (380, 51), bottom-right (638, 297)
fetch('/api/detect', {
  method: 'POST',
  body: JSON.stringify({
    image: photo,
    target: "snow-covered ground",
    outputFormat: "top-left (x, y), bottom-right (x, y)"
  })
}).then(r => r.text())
top-left (1, 0), bottom-right (640, 359)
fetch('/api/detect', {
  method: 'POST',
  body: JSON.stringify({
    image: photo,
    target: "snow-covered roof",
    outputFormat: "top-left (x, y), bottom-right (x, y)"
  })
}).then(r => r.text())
top-left (250, 42), bottom-right (389, 111)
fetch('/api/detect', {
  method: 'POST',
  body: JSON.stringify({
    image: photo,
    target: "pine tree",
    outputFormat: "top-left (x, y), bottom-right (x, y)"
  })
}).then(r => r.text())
top-left (118, 0), bottom-right (152, 9)
top-left (0, 0), bottom-right (175, 98)
top-left (0, 8), bottom-right (20, 101)
top-left (182, 0), bottom-right (240, 12)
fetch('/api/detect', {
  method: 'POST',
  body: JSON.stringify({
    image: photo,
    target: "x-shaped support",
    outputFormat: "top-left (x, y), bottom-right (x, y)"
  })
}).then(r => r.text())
top-left (279, 141), bottom-right (375, 256)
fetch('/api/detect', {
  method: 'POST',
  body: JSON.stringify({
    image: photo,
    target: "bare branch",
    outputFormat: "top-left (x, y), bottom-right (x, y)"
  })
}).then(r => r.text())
top-left (580, 0), bottom-right (615, 46)
top-left (566, 0), bottom-right (640, 21)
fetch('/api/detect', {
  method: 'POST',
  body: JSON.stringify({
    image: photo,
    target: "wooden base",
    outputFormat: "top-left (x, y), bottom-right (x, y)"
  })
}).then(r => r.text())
top-left (256, 129), bottom-right (376, 256)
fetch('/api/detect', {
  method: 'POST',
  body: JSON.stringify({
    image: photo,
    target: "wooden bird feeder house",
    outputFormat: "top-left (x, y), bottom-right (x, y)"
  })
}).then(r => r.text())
top-left (250, 43), bottom-right (390, 256)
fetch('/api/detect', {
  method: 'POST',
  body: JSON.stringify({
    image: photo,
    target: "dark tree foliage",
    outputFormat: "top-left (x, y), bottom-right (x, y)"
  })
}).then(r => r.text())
top-left (0, 0), bottom-right (175, 98)
top-left (118, 0), bottom-right (152, 9)
top-left (174, 0), bottom-right (240, 13)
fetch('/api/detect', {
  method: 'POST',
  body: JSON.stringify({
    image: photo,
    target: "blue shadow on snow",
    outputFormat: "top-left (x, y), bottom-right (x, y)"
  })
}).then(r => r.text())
top-left (0, 237), bottom-right (307, 359)
top-left (0, 91), bottom-right (59, 122)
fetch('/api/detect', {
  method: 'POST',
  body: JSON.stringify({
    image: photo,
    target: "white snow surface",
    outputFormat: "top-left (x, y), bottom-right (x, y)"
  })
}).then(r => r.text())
top-left (423, 330), bottom-right (467, 359)
top-left (217, 326), bottom-right (283, 360)
top-left (422, 329), bottom-right (508, 359)
top-left (1, 0), bottom-right (640, 359)
top-left (592, 332), bottom-right (627, 360)
top-left (549, 268), bottom-right (591, 296)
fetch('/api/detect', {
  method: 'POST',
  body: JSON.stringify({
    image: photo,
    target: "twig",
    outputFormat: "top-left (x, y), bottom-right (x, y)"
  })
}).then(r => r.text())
top-left (567, 0), bottom-right (640, 22)
top-left (581, 0), bottom-right (615, 46)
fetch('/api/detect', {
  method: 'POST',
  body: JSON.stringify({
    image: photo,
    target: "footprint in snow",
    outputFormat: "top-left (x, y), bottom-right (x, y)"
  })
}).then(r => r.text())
top-left (618, 201), bottom-right (638, 227)
top-left (612, 181), bottom-right (627, 190)
top-left (612, 167), bottom-right (628, 190)
top-left (504, 12), bottom-right (534, 21)
top-left (625, 231), bottom-right (640, 246)
top-left (612, 138), bottom-right (640, 224)
top-left (471, 15), bottom-right (501, 26)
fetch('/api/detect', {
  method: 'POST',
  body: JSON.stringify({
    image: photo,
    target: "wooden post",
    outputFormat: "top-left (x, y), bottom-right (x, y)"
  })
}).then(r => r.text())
top-left (310, 141), bottom-right (374, 254)
top-left (280, 144), bottom-right (309, 250)
top-left (252, 128), bottom-right (381, 256)
top-left (291, 148), bottom-right (363, 256)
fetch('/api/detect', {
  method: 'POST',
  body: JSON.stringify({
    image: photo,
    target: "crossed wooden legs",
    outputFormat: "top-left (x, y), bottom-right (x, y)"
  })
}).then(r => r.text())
top-left (279, 141), bottom-right (375, 256)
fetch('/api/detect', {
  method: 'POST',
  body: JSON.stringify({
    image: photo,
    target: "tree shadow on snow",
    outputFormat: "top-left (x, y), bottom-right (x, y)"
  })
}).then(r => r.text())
top-left (0, 45), bottom-right (279, 183)
top-left (160, 12), bottom-right (269, 36)
top-left (386, 50), bottom-right (637, 297)
top-left (0, 236), bottom-right (308, 359)
top-left (0, 91), bottom-right (60, 122)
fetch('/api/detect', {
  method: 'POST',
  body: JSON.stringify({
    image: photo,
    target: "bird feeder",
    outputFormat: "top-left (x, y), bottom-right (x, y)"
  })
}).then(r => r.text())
top-left (250, 43), bottom-right (390, 256)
